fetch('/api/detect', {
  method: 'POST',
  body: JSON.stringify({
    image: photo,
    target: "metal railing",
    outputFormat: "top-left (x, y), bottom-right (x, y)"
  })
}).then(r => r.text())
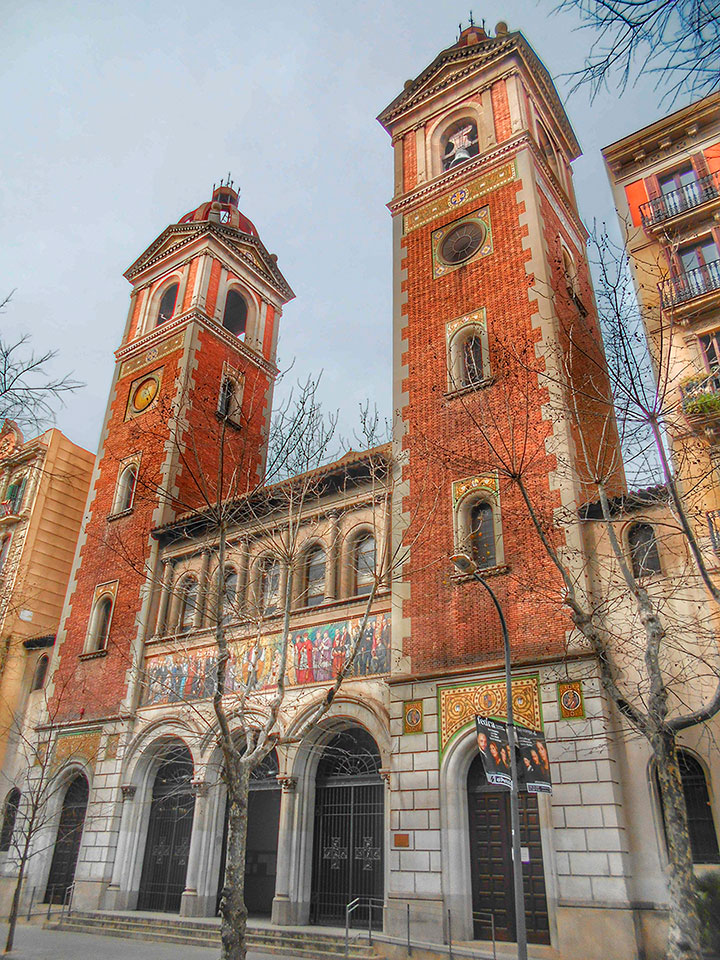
top-left (662, 260), bottom-right (720, 307)
top-left (344, 896), bottom-right (383, 957)
top-left (640, 171), bottom-right (720, 227)
top-left (708, 511), bottom-right (720, 555)
top-left (345, 900), bottom-right (497, 959)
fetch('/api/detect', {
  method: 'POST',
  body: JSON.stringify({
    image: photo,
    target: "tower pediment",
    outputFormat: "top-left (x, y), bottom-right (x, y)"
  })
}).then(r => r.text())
top-left (124, 222), bottom-right (294, 301)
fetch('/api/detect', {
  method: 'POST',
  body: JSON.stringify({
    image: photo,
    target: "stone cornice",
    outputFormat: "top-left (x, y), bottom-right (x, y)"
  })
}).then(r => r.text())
top-left (115, 311), bottom-right (278, 379)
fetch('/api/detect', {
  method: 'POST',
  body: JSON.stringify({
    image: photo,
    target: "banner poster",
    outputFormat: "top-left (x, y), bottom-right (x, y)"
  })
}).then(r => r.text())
top-left (516, 725), bottom-right (552, 794)
top-left (474, 716), bottom-right (512, 788)
top-left (141, 613), bottom-right (390, 706)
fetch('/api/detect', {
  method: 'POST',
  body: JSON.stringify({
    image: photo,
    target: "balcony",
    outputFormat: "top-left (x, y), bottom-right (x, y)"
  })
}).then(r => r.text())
top-left (680, 370), bottom-right (720, 439)
top-left (661, 261), bottom-right (720, 311)
top-left (640, 171), bottom-right (720, 228)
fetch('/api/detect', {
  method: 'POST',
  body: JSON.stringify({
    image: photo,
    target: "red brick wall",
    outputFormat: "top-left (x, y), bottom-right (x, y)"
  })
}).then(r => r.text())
top-left (398, 161), bottom-right (575, 675)
top-left (206, 259), bottom-right (222, 317)
top-left (403, 131), bottom-right (417, 194)
top-left (491, 80), bottom-right (512, 142)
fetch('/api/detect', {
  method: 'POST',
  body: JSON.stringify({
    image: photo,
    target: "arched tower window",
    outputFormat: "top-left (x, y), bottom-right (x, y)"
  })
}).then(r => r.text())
top-left (353, 534), bottom-right (376, 596)
top-left (462, 334), bottom-right (484, 386)
top-left (88, 595), bottom-right (113, 651)
top-left (157, 283), bottom-right (179, 326)
top-left (441, 119), bottom-right (480, 171)
top-left (0, 788), bottom-right (20, 852)
top-left (177, 577), bottom-right (198, 632)
top-left (656, 751), bottom-right (720, 864)
top-left (536, 123), bottom-right (559, 177)
top-left (469, 501), bottom-right (496, 568)
top-left (222, 290), bottom-right (247, 338)
top-left (628, 522), bottom-right (661, 578)
top-left (304, 547), bottom-right (326, 607)
top-left (31, 654), bottom-right (49, 692)
top-left (115, 464), bottom-right (138, 513)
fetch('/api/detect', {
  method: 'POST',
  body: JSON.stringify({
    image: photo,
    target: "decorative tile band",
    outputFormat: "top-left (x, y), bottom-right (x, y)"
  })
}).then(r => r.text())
top-left (119, 331), bottom-right (185, 380)
top-left (452, 472), bottom-right (499, 505)
top-left (438, 675), bottom-right (542, 758)
top-left (403, 160), bottom-right (517, 234)
top-left (446, 307), bottom-right (486, 343)
top-left (52, 728), bottom-right (103, 773)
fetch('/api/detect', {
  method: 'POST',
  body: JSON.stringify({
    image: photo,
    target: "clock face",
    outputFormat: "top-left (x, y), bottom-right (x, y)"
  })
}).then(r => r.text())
top-left (132, 376), bottom-right (159, 413)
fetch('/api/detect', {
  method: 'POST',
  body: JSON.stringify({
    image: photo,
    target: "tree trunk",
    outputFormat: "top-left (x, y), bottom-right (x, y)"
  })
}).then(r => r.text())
top-left (653, 730), bottom-right (702, 960)
top-left (219, 766), bottom-right (250, 960)
top-left (4, 854), bottom-right (26, 954)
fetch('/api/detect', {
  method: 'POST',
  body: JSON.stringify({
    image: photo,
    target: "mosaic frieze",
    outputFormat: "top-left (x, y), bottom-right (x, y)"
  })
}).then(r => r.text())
top-left (119, 331), bottom-right (185, 380)
top-left (438, 675), bottom-right (541, 758)
top-left (403, 160), bottom-right (517, 234)
top-left (52, 729), bottom-right (103, 773)
top-left (141, 613), bottom-right (390, 707)
top-left (452, 472), bottom-right (499, 505)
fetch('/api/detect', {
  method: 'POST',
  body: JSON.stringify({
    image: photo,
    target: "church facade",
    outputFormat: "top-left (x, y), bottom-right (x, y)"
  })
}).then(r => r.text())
top-left (1, 23), bottom-right (718, 960)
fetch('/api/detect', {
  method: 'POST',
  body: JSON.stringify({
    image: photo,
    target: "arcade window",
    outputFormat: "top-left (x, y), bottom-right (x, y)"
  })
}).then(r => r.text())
top-left (177, 576), bottom-right (198, 633)
top-left (304, 547), bottom-right (326, 607)
top-left (259, 556), bottom-right (281, 615)
top-left (30, 654), bottom-right (49, 692)
top-left (353, 534), bottom-right (376, 596)
top-left (222, 566), bottom-right (238, 624)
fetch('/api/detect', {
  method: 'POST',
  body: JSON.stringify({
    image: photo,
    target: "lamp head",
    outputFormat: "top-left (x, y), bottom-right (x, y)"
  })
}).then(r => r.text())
top-left (450, 553), bottom-right (477, 576)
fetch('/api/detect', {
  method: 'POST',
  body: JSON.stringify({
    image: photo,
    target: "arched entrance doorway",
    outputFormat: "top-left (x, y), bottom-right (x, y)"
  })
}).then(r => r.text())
top-left (216, 750), bottom-right (281, 915)
top-left (310, 727), bottom-right (384, 927)
top-left (44, 774), bottom-right (89, 903)
top-left (467, 754), bottom-right (549, 944)
top-left (137, 744), bottom-right (195, 912)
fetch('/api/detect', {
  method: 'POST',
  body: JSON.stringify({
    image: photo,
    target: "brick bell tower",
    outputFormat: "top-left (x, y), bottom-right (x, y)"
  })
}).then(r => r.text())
top-left (377, 22), bottom-right (627, 943)
top-left (48, 182), bottom-right (294, 722)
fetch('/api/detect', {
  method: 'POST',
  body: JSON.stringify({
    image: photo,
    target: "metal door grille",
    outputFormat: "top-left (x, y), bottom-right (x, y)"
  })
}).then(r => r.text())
top-left (310, 728), bottom-right (384, 928)
top-left (137, 751), bottom-right (195, 913)
top-left (44, 775), bottom-right (89, 904)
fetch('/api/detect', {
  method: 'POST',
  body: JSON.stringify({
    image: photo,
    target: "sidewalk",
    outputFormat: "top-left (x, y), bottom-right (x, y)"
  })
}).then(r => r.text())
top-left (0, 922), bottom-right (280, 960)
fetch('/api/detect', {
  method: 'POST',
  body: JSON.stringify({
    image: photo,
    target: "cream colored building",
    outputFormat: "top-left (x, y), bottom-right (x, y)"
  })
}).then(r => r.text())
top-left (0, 421), bottom-right (93, 774)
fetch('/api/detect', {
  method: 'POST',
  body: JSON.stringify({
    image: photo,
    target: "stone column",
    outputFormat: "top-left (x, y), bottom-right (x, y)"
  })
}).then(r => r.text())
top-left (155, 560), bottom-right (174, 635)
top-left (105, 784), bottom-right (137, 911)
top-left (180, 781), bottom-right (211, 917)
top-left (324, 512), bottom-right (339, 601)
top-left (271, 776), bottom-right (298, 925)
top-left (194, 549), bottom-right (212, 629)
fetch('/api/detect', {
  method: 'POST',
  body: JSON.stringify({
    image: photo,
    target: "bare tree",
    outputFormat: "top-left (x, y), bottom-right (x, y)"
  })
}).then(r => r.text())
top-left (554, 0), bottom-right (720, 103)
top-left (0, 295), bottom-right (82, 432)
top-left (64, 371), bottom-right (433, 960)
top-left (417, 230), bottom-right (720, 960)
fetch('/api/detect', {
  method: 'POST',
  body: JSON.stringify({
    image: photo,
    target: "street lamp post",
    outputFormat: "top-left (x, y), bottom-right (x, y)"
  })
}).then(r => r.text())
top-left (451, 553), bottom-right (527, 960)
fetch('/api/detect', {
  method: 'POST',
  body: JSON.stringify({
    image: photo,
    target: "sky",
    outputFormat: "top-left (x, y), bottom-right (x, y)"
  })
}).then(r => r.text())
top-left (1, 0), bottom-right (682, 456)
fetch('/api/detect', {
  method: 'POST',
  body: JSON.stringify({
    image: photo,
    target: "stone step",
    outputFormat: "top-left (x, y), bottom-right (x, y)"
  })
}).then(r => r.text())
top-left (50, 912), bottom-right (375, 959)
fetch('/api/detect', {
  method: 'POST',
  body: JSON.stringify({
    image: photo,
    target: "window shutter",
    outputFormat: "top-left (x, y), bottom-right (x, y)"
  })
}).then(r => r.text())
top-left (644, 175), bottom-right (661, 200)
top-left (691, 152), bottom-right (710, 179)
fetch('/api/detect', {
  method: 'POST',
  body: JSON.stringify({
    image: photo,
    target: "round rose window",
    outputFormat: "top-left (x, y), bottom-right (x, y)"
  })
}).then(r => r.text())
top-left (439, 220), bottom-right (486, 265)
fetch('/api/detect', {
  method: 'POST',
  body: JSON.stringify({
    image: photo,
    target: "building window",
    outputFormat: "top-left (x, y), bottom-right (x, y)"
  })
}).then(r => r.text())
top-left (259, 556), bottom-right (281, 615)
top-left (177, 577), bottom-right (198, 632)
top-left (217, 368), bottom-right (244, 426)
top-left (353, 534), bottom-right (376, 596)
top-left (31, 655), bottom-right (49, 692)
top-left (537, 122), bottom-right (559, 177)
top-left (4, 476), bottom-right (26, 515)
top-left (115, 464), bottom-right (138, 513)
top-left (222, 567), bottom-right (238, 624)
top-left (657, 751), bottom-right (720, 864)
top-left (0, 789), bottom-right (20, 852)
top-left (659, 166), bottom-right (700, 216)
top-left (304, 547), bottom-right (326, 607)
top-left (700, 331), bottom-right (720, 370)
top-left (561, 246), bottom-right (579, 296)
top-left (441, 119), bottom-right (479, 171)
top-left (628, 522), bottom-right (661, 578)
top-left (468, 501), bottom-right (496, 569)
top-left (0, 536), bottom-right (11, 572)
top-left (677, 239), bottom-right (720, 296)
top-left (222, 290), bottom-right (247, 338)
top-left (461, 334), bottom-right (484, 386)
top-left (157, 283), bottom-right (179, 326)
top-left (88, 595), bottom-right (113, 651)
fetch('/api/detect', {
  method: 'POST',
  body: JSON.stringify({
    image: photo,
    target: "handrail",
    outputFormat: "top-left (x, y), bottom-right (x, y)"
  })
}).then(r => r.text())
top-left (662, 260), bottom-right (720, 308)
top-left (61, 882), bottom-right (76, 921)
top-left (344, 896), bottom-right (384, 958)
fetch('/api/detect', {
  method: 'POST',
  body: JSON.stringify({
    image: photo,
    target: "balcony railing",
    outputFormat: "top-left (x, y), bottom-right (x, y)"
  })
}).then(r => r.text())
top-left (708, 511), bottom-right (720, 555)
top-left (680, 370), bottom-right (720, 422)
top-left (662, 260), bottom-right (720, 308)
top-left (640, 171), bottom-right (720, 227)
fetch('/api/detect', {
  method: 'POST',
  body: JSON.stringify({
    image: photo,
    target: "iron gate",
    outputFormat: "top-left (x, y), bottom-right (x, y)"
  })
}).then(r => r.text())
top-left (310, 728), bottom-right (384, 927)
top-left (137, 749), bottom-right (195, 913)
top-left (44, 775), bottom-right (89, 904)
